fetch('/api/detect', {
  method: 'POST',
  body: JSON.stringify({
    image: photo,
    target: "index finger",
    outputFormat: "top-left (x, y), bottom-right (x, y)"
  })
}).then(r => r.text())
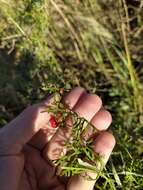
top-left (28, 87), bottom-right (86, 150)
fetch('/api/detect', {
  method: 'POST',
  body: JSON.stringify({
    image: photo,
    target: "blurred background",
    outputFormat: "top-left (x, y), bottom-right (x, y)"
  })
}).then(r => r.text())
top-left (0, 0), bottom-right (143, 189)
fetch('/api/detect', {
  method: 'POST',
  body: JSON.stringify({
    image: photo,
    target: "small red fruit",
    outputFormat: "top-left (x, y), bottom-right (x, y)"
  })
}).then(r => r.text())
top-left (49, 115), bottom-right (57, 128)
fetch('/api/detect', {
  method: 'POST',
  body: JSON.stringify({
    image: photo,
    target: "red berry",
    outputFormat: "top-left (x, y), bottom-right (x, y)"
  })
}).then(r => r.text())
top-left (49, 115), bottom-right (57, 128)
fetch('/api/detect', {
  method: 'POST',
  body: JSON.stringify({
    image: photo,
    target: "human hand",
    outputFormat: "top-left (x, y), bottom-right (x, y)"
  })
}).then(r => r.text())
top-left (0, 87), bottom-right (115, 190)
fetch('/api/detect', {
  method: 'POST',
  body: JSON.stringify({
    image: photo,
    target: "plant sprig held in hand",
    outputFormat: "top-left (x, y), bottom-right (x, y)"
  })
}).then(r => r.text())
top-left (45, 85), bottom-right (103, 180)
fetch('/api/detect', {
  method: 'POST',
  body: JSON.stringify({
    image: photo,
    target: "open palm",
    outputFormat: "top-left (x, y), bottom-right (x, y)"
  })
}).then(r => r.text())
top-left (0, 87), bottom-right (115, 190)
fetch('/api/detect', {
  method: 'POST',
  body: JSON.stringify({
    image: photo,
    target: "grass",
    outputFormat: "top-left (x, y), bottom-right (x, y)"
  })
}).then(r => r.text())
top-left (0, 0), bottom-right (143, 189)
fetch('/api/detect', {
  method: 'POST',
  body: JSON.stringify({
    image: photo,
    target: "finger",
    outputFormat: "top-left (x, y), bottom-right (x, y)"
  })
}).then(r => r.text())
top-left (82, 109), bottom-right (112, 140)
top-left (73, 93), bottom-right (102, 121)
top-left (29, 87), bottom-right (86, 150)
top-left (0, 97), bottom-right (53, 154)
top-left (67, 131), bottom-right (116, 190)
top-left (63, 87), bottom-right (86, 109)
top-left (91, 110), bottom-right (112, 130)
top-left (44, 93), bottom-right (102, 160)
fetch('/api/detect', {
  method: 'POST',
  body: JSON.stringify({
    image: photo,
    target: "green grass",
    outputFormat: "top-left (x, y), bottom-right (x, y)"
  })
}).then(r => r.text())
top-left (0, 0), bottom-right (143, 189)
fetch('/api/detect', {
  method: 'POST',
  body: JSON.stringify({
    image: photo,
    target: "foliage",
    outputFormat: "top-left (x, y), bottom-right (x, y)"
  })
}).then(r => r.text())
top-left (0, 0), bottom-right (143, 189)
top-left (45, 89), bottom-right (102, 178)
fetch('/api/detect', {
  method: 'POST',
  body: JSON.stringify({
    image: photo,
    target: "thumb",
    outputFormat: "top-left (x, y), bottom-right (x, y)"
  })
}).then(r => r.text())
top-left (0, 97), bottom-right (52, 155)
top-left (67, 131), bottom-right (115, 190)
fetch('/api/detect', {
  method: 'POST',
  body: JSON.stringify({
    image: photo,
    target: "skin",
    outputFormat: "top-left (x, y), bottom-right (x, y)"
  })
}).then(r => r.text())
top-left (0, 87), bottom-right (115, 190)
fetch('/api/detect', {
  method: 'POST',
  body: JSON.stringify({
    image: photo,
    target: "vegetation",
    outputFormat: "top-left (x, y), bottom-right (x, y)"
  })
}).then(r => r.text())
top-left (0, 0), bottom-right (143, 189)
top-left (46, 90), bottom-right (102, 178)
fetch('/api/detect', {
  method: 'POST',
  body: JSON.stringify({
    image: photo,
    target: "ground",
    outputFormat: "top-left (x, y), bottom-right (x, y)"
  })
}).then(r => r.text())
top-left (0, 0), bottom-right (143, 189)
